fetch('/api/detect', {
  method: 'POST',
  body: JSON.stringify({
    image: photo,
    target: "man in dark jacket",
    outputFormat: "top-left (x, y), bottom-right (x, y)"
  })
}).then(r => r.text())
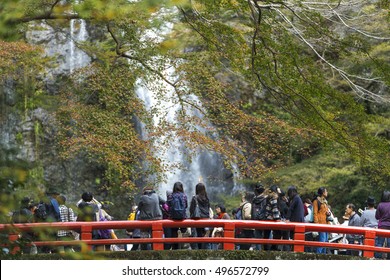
top-left (345, 203), bottom-right (362, 256)
top-left (286, 186), bottom-right (305, 251)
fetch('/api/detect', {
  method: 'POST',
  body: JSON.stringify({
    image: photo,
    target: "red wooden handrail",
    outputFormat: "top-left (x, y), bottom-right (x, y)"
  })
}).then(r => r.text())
top-left (1, 219), bottom-right (390, 258)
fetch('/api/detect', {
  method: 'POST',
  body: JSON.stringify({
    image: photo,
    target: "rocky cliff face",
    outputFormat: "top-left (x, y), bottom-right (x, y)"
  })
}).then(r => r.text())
top-left (1, 21), bottom-right (97, 204)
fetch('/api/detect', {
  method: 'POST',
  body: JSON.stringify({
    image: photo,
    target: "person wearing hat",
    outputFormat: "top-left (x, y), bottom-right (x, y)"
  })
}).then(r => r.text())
top-left (359, 196), bottom-right (379, 258)
top-left (360, 196), bottom-right (378, 228)
top-left (41, 188), bottom-right (61, 222)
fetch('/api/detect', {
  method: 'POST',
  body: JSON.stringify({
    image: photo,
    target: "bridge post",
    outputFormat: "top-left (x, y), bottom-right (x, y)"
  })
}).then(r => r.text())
top-left (363, 230), bottom-right (375, 258)
top-left (293, 224), bottom-right (305, 253)
top-left (152, 222), bottom-right (164, 251)
top-left (223, 222), bottom-right (235, 250)
top-left (80, 225), bottom-right (93, 253)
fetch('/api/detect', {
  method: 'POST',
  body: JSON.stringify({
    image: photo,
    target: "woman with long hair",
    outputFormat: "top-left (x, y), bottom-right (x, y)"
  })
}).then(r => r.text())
top-left (189, 182), bottom-right (210, 249)
top-left (313, 187), bottom-right (331, 254)
top-left (167, 181), bottom-right (188, 250)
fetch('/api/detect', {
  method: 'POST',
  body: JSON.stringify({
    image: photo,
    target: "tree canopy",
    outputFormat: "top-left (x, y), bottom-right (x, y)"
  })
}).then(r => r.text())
top-left (1, 0), bottom-right (389, 196)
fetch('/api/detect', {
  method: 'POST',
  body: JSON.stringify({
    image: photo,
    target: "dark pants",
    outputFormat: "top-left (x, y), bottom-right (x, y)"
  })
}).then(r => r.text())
top-left (140, 230), bottom-right (152, 250)
top-left (347, 239), bottom-right (361, 256)
top-left (239, 229), bottom-right (254, 250)
top-left (375, 235), bottom-right (390, 259)
top-left (164, 228), bottom-right (172, 250)
top-left (170, 228), bottom-right (186, 250)
top-left (304, 232), bottom-right (316, 253)
top-left (190, 228), bottom-right (210, 249)
top-left (271, 230), bottom-right (290, 251)
top-left (130, 238), bottom-right (140, 251)
top-left (263, 229), bottom-right (272, 250)
top-left (253, 229), bottom-right (263, 250)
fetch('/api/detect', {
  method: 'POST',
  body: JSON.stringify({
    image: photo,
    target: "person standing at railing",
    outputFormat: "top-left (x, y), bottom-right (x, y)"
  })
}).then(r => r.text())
top-left (137, 186), bottom-right (165, 250)
top-left (96, 204), bottom-right (117, 251)
top-left (375, 190), bottom-right (390, 260)
top-left (269, 186), bottom-right (288, 251)
top-left (77, 192), bottom-right (100, 222)
top-left (11, 196), bottom-right (37, 254)
top-left (286, 186), bottom-right (305, 251)
top-left (125, 205), bottom-right (141, 251)
top-left (261, 186), bottom-right (282, 251)
top-left (360, 196), bottom-right (378, 229)
top-left (76, 192), bottom-right (100, 250)
top-left (56, 194), bottom-right (77, 253)
top-left (345, 203), bottom-right (362, 256)
top-left (360, 196), bottom-right (379, 257)
top-left (211, 204), bottom-right (230, 250)
top-left (231, 207), bottom-right (242, 249)
top-left (35, 188), bottom-right (61, 253)
top-left (251, 184), bottom-right (266, 251)
top-left (313, 187), bottom-right (330, 254)
top-left (303, 197), bottom-right (315, 253)
top-left (167, 182), bottom-right (188, 250)
top-left (238, 191), bottom-right (254, 250)
top-left (162, 190), bottom-right (172, 250)
top-left (189, 182), bottom-right (210, 250)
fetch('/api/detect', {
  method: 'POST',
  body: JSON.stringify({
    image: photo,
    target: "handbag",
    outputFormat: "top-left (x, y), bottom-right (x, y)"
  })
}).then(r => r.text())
top-left (192, 196), bottom-right (201, 218)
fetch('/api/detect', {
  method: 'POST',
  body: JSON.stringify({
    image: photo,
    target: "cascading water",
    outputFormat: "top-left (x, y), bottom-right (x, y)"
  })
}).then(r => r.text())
top-left (135, 20), bottom-right (239, 200)
top-left (136, 78), bottom-right (212, 198)
top-left (69, 19), bottom-right (90, 73)
top-left (26, 19), bottom-right (90, 75)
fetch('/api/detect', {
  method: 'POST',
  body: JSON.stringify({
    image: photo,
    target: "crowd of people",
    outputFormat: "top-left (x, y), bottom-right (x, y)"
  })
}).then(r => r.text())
top-left (7, 182), bottom-right (390, 259)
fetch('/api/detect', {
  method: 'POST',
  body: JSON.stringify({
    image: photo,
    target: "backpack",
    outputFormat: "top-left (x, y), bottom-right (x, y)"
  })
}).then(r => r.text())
top-left (97, 210), bottom-right (112, 239)
top-left (34, 203), bottom-right (48, 221)
top-left (77, 202), bottom-right (98, 222)
top-left (251, 196), bottom-right (268, 220)
top-left (47, 198), bottom-right (61, 221)
top-left (12, 208), bottom-right (32, 223)
top-left (306, 204), bottom-right (314, 223)
top-left (170, 193), bottom-right (186, 220)
top-left (34, 199), bottom-right (61, 222)
top-left (235, 207), bottom-right (243, 220)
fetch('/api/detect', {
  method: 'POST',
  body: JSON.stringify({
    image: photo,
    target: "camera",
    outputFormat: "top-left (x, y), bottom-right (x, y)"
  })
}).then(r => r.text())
top-left (326, 216), bottom-right (334, 222)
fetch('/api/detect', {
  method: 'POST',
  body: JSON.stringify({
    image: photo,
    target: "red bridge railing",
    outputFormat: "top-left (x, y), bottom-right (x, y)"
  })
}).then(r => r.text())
top-left (1, 219), bottom-right (390, 258)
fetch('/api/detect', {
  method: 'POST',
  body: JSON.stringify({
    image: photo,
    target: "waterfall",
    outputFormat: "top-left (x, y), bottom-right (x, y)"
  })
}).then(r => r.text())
top-left (136, 79), bottom-right (206, 197)
top-left (134, 20), bottom-right (239, 199)
top-left (137, 77), bottom-right (240, 199)
top-left (69, 19), bottom-right (90, 73)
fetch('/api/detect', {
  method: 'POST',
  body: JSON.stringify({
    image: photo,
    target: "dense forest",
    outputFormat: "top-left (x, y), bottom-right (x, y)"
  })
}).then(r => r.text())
top-left (0, 0), bottom-right (389, 220)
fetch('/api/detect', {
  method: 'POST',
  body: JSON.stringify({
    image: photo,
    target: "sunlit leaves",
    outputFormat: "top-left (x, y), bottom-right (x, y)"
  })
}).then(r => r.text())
top-left (57, 62), bottom-right (157, 190)
top-left (176, 0), bottom-right (390, 180)
top-left (0, 40), bottom-right (44, 81)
